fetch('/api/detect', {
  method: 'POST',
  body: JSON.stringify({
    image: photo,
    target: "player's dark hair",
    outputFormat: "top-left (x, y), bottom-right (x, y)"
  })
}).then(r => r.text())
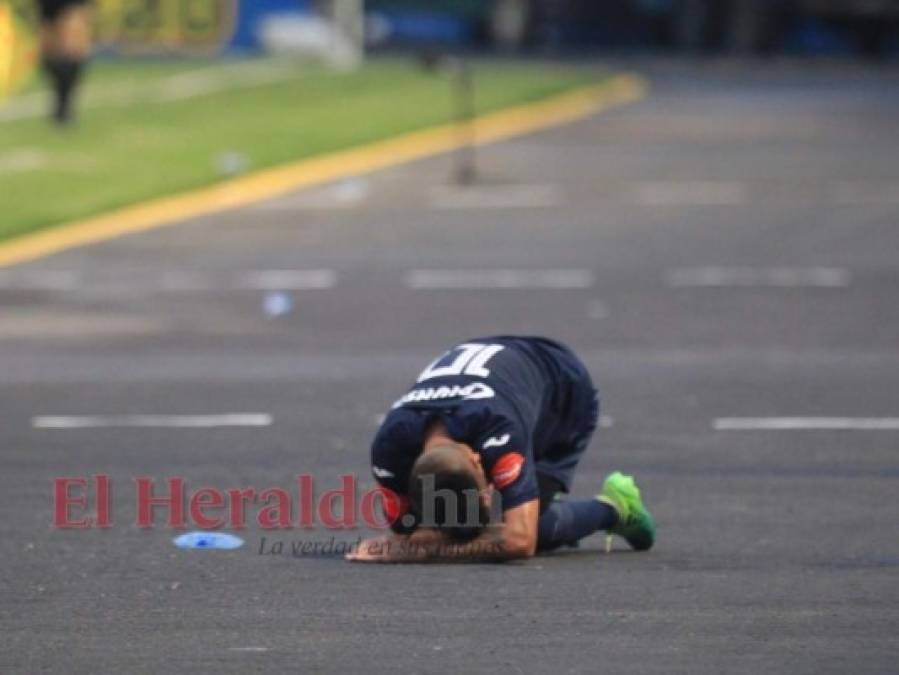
top-left (408, 446), bottom-right (489, 541)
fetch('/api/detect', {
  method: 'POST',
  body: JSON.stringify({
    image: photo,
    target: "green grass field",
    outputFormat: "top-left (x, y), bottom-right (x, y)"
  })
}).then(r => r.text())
top-left (0, 57), bottom-right (600, 243)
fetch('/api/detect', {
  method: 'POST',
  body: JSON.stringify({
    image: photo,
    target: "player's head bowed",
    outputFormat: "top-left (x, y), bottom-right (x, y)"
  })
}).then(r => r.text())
top-left (407, 443), bottom-right (492, 541)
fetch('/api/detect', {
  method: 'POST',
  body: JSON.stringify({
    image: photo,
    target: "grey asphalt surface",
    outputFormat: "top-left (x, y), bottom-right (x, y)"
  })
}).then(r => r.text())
top-left (2, 59), bottom-right (898, 674)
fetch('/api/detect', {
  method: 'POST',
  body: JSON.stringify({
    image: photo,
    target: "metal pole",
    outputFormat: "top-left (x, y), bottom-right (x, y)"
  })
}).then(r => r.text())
top-left (454, 58), bottom-right (476, 185)
top-left (418, 51), bottom-right (477, 185)
top-left (319, 0), bottom-right (364, 66)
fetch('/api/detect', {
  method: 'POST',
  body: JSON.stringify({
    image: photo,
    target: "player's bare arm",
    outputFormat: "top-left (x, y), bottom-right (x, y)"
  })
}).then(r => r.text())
top-left (347, 499), bottom-right (539, 563)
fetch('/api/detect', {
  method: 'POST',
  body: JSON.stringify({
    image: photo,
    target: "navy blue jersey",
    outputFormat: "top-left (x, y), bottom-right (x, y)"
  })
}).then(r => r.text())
top-left (371, 336), bottom-right (598, 522)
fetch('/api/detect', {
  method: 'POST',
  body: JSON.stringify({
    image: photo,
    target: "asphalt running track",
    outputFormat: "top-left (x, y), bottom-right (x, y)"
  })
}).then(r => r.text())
top-left (1, 59), bottom-right (898, 674)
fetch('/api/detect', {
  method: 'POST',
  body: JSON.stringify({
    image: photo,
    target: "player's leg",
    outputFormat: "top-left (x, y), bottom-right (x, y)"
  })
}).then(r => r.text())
top-left (38, 0), bottom-right (91, 124)
top-left (535, 382), bottom-right (619, 552)
top-left (537, 472), bottom-right (619, 552)
top-left (537, 457), bottom-right (657, 554)
top-left (534, 347), bottom-right (655, 552)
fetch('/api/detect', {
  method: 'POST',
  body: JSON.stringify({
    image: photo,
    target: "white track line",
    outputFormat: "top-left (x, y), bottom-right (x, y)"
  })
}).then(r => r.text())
top-left (0, 270), bottom-right (337, 292)
top-left (237, 269), bottom-right (337, 290)
top-left (834, 182), bottom-right (899, 205)
top-left (714, 417), bottom-right (899, 431)
top-left (32, 414), bottom-right (273, 429)
top-left (665, 267), bottom-right (851, 288)
top-left (256, 178), bottom-right (370, 211)
top-left (429, 184), bottom-right (561, 210)
top-left (157, 61), bottom-right (300, 102)
top-left (634, 181), bottom-right (747, 206)
top-left (1, 59), bottom-right (301, 122)
top-left (0, 149), bottom-right (47, 175)
top-left (0, 270), bottom-right (80, 290)
top-left (586, 299), bottom-right (609, 320)
top-left (159, 271), bottom-right (217, 291)
top-left (406, 269), bottom-right (594, 290)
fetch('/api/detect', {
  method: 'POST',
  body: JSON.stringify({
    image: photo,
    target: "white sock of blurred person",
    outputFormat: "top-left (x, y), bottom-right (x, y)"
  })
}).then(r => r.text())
top-left (37, 0), bottom-right (91, 125)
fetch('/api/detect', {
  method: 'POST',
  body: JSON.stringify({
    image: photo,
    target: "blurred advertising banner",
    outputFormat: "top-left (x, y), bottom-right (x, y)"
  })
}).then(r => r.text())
top-left (0, 1), bottom-right (38, 99)
top-left (366, 0), bottom-right (484, 45)
top-left (91, 0), bottom-right (240, 54)
top-left (4, 0), bottom-right (481, 58)
top-left (4, 0), bottom-right (317, 55)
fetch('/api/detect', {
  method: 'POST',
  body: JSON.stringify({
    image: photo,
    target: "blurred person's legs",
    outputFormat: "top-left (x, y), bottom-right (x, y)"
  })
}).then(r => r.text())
top-left (37, 0), bottom-right (91, 125)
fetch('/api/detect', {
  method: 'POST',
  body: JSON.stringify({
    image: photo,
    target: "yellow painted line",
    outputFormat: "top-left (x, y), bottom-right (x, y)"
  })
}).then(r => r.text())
top-left (0, 74), bottom-right (647, 268)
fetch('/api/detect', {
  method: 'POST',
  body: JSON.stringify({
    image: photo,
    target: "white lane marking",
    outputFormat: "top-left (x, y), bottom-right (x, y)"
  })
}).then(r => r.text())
top-left (255, 178), bottom-right (370, 211)
top-left (227, 647), bottom-right (270, 653)
top-left (160, 271), bottom-right (214, 291)
top-left (714, 417), bottom-right (899, 431)
top-left (0, 59), bottom-right (302, 122)
top-left (634, 181), bottom-right (747, 206)
top-left (32, 414), bottom-right (273, 429)
top-left (406, 269), bottom-right (594, 290)
top-left (586, 299), bottom-right (609, 320)
top-left (834, 182), bottom-right (899, 205)
top-left (157, 60), bottom-right (300, 102)
top-left (0, 149), bottom-right (47, 174)
top-left (665, 267), bottom-right (851, 288)
top-left (0, 270), bottom-right (80, 290)
top-left (255, 196), bottom-right (359, 211)
top-left (0, 93), bottom-right (47, 123)
top-left (0, 270), bottom-right (337, 292)
top-left (237, 269), bottom-right (337, 290)
top-left (429, 184), bottom-right (561, 210)
top-left (0, 312), bottom-right (169, 339)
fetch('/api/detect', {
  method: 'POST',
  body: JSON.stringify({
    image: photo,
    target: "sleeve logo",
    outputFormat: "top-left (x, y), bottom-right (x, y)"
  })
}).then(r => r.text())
top-left (482, 433), bottom-right (511, 450)
top-left (372, 465), bottom-right (395, 479)
top-left (490, 453), bottom-right (525, 490)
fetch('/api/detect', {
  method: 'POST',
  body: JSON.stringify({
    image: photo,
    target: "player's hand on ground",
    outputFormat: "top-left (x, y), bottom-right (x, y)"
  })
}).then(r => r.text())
top-left (346, 535), bottom-right (403, 563)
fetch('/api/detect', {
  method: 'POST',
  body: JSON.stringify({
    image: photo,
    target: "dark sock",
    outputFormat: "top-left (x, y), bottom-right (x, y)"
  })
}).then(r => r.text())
top-left (42, 56), bottom-right (83, 124)
top-left (537, 499), bottom-right (618, 552)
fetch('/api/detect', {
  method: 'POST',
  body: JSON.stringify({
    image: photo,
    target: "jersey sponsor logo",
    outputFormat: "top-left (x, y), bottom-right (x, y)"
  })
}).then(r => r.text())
top-left (392, 382), bottom-right (495, 408)
top-left (491, 453), bottom-right (525, 490)
top-left (482, 433), bottom-right (511, 450)
top-left (372, 466), bottom-right (395, 479)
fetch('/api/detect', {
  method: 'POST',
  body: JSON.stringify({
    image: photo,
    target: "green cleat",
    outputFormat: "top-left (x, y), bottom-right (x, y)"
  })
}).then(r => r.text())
top-left (598, 472), bottom-right (656, 552)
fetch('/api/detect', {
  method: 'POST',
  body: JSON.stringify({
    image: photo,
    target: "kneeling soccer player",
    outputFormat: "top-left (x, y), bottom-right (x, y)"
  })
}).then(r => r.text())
top-left (347, 336), bottom-right (655, 563)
